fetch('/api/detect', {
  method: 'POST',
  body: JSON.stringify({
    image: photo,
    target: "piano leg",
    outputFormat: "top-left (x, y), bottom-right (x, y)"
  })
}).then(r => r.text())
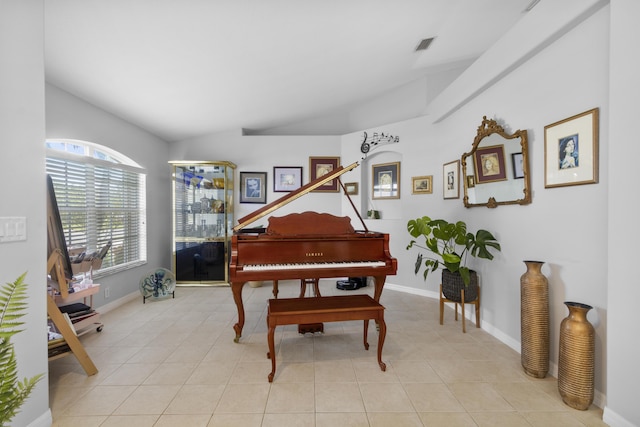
top-left (372, 275), bottom-right (387, 332)
top-left (299, 278), bottom-right (321, 298)
top-left (231, 281), bottom-right (246, 342)
top-left (372, 275), bottom-right (386, 302)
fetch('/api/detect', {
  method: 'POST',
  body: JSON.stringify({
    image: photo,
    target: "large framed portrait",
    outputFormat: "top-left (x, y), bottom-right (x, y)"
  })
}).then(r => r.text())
top-left (239, 171), bottom-right (267, 204)
top-left (544, 108), bottom-right (599, 188)
top-left (443, 160), bottom-right (460, 199)
top-left (411, 175), bottom-right (433, 194)
top-left (474, 144), bottom-right (507, 184)
top-left (309, 156), bottom-right (340, 192)
top-left (372, 162), bottom-right (400, 200)
top-left (273, 166), bottom-right (302, 192)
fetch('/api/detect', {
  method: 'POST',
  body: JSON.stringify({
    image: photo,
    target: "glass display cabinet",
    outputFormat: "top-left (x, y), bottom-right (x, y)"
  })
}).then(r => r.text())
top-left (169, 161), bottom-right (236, 285)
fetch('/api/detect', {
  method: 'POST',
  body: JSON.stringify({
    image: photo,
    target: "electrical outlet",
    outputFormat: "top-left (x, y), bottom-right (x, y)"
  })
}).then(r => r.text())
top-left (104, 286), bottom-right (110, 298)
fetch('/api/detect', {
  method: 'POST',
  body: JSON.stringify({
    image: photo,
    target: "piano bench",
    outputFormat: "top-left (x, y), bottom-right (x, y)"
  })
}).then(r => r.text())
top-left (266, 294), bottom-right (386, 382)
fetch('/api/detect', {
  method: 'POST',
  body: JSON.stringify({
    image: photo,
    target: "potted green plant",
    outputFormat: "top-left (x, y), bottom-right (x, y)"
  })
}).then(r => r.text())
top-left (406, 216), bottom-right (501, 302)
top-left (0, 273), bottom-right (44, 426)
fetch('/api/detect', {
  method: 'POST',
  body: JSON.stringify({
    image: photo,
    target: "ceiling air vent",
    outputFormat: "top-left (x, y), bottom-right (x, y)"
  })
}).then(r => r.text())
top-left (415, 37), bottom-right (435, 52)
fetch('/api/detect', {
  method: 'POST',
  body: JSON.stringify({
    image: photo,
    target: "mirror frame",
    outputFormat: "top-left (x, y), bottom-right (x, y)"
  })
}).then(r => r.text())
top-left (461, 116), bottom-right (531, 208)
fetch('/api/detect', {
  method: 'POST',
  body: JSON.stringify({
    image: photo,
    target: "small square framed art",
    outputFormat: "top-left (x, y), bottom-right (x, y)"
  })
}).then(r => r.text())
top-left (273, 166), bottom-right (302, 192)
top-left (309, 156), bottom-right (340, 192)
top-left (239, 171), bottom-right (267, 204)
top-left (411, 175), bottom-right (433, 194)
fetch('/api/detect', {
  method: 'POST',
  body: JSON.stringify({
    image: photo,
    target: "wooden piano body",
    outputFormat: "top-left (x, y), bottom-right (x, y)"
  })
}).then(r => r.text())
top-left (229, 163), bottom-right (397, 342)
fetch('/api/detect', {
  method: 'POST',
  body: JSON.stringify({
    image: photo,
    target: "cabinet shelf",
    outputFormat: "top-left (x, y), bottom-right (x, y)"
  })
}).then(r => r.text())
top-left (46, 255), bottom-right (102, 375)
top-left (53, 284), bottom-right (99, 305)
top-left (175, 236), bottom-right (227, 243)
top-left (46, 293), bottom-right (98, 375)
top-left (72, 312), bottom-right (103, 335)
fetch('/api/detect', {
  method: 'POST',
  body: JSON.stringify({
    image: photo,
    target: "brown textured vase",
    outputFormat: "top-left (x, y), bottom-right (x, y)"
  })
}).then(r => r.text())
top-left (520, 260), bottom-right (549, 378)
top-left (558, 302), bottom-right (595, 410)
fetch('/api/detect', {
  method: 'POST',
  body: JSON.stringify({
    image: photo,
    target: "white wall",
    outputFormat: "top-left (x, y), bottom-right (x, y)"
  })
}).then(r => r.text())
top-left (343, 1), bottom-right (640, 426)
top-left (0, 2), bottom-right (49, 426)
top-left (45, 84), bottom-right (172, 306)
top-left (605, 1), bottom-right (639, 425)
top-left (341, 0), bottom-right (613, 414)
top-left (432, 2), bottom-right (609, 372)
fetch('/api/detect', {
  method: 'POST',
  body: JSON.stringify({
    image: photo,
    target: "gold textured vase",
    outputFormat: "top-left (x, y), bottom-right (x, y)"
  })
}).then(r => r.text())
top-left (558, 301), bottom-right (595, 410)
top-left (520, 260), bottom-right (549, 378)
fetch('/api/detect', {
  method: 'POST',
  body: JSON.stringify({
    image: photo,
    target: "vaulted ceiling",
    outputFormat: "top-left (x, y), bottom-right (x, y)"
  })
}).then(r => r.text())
top-left (44, 0), bottom-right (533, 142)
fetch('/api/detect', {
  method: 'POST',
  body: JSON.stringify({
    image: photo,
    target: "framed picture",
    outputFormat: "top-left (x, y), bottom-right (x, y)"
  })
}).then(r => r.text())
top-left (309, 156), bottom-right (340, 192)
top-left (512, 152), bottom-right (524, 179)
top-left (411, 175), bottom-right (433, 194)
top-left (544, 108), bottom-right (599, 188)
top-left (344, 182), bottom-right (359, 195)
top-left (466, 175), bottom-right (475, 188)
top-left (443, 160), bottom-right (460, 199)
top-left (474, 144), bottom-right (507, 184)
top-left (372, 161), bottom-right (400, 200)
top-left (273, 166), bottom-right (302, 192)
top-left (239, 171), bottom-right (267, 204)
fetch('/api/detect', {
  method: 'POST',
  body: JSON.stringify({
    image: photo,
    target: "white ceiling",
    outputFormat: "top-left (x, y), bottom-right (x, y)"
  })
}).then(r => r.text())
top-left (44, 0), bottom-right (533, 142)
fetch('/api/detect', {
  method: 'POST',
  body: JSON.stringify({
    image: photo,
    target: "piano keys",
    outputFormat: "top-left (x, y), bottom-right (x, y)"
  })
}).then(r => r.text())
top-left (243, 260), bottom-right (387, 271)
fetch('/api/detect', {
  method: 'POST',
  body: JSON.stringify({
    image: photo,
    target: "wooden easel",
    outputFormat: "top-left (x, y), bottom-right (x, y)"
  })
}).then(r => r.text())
top-left (47, 250), bottom-right (98, 376)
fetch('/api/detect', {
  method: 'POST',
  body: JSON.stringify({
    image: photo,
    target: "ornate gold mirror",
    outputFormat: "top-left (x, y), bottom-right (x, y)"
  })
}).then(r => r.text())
top-left (462, 117), bottom-right (531, 208)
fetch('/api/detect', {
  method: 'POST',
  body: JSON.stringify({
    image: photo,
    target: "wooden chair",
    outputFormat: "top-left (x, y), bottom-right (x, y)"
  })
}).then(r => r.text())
top-left (439, 283), bottom-right (480, 333)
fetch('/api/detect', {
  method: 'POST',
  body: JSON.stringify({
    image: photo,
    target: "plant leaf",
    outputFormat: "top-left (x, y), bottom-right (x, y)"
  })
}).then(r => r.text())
top-left (414, 253), bottom-right (423, 275)
top-left (459, 267), bottom-right (471, 286)
top-left (0, 273), bottom-right (44, 426)
top-left (0, 273), bottom-right (29, 340)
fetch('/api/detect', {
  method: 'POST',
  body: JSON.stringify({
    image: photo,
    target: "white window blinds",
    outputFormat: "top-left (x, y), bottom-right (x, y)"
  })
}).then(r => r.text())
top-left (46, 149), bottom-right (147, 275)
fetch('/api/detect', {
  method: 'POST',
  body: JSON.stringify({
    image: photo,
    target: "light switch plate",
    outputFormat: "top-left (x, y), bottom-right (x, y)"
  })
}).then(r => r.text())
top-left (0, 217), bottom-right (27, 243)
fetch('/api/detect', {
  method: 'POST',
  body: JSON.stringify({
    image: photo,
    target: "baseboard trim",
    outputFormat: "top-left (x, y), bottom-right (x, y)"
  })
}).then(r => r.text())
top-left (26, 409), bottom-right (52, 427)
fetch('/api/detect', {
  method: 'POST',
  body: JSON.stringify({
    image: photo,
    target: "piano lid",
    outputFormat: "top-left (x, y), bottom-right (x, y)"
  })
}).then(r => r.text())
top-left (233, 161), bottom-right (360, 231)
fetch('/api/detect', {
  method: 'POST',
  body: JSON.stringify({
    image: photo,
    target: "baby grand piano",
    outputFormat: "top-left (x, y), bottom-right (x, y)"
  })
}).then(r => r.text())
top-left (229, 162), bottom-right (397, 342)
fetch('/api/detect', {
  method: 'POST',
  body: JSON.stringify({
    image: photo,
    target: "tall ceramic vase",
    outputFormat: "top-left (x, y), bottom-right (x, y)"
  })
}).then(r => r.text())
top-left (558, 302), bottom-right (595, 410)
top-left (520, 260), bottom-right (549, 378)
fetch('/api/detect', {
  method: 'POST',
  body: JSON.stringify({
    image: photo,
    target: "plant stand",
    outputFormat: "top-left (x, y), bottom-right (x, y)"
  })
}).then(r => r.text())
top-left (439, 283), bottom-right (480, 333)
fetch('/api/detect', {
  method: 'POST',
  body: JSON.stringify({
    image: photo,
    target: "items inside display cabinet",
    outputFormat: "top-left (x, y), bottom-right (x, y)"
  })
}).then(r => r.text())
top-left (170, 161), bottom-right (236, 284)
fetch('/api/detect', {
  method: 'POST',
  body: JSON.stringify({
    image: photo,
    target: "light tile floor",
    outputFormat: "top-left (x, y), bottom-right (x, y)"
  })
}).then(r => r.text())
top-left (49, 281), bottom-right (608, 426)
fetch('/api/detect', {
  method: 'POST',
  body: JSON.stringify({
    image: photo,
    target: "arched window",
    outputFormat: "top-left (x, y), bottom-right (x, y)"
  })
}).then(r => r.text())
top-left (46, 139), bottom-right (147, 276)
